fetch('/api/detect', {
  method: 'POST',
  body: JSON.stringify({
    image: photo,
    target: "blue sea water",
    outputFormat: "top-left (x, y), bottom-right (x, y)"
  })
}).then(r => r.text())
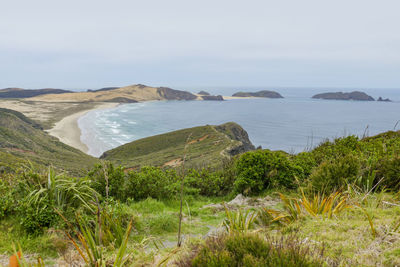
top-left (78, 87), bottom-right (400, 157)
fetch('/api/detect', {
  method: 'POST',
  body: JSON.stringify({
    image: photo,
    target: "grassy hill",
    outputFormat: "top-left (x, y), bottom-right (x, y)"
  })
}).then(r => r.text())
top-left (101, 122), bottom-right (255, 169)
top-left (0, 108), bottom-right (98, 175)
top-left (30, 84), bottom-right (198, 103)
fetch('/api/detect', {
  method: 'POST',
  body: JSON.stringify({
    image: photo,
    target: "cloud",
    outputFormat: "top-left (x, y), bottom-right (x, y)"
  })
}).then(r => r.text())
top-left (0, 0), bottom-right (399, 88)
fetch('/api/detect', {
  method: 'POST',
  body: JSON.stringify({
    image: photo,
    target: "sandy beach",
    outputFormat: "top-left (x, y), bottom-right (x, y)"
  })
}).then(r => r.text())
top-left (222, 96), bottom-right (258, 100)
top-left (47, 102), bottom-right (119, 154)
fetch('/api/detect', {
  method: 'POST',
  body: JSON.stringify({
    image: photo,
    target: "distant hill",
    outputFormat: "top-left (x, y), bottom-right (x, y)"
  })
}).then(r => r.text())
top-left (0, 88), bottom-right (72, 98)
top-left (198, 91), bottom-right (210, 96)
top-left (232, 90), bottom-right (283, 98)
top-left (101, 122), bottom-right (255, 169)
top-left (0, 108), bottom-right (98, 174)
top-left (312, 91), bottom-right (375, 101)
top-left (30, 84), bottom-right (198, 102)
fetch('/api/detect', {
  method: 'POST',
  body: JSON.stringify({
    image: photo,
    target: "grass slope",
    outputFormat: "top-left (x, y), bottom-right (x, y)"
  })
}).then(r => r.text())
top-left (101, 122), bottom-right (255, 169)
top-left (0, 108), bottom-right (98, 174)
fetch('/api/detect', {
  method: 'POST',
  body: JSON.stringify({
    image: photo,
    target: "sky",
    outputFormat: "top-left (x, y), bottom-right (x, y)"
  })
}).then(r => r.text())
top-left (0, 0), bottom-right (399, 89)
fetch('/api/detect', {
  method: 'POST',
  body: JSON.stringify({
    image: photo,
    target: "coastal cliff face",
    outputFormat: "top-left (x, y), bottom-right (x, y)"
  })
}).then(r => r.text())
top-left (157, 87), bottom-right (197, 100)
top-left (232, 90), bottom-right (283, 98)
top-left (215, 122), bottom-right (255, 155)
top-left (312, 91), bottom-right (375, 101)
top-left (100, 122), bottom-right (255, 169)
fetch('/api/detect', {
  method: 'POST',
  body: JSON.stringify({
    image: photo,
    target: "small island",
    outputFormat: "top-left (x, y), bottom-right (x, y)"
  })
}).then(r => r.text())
top-left (232, 90), bottom-right (283, 98)
top-left (312, 91), bottom-right (374, 101)
top-left (377, 97), bottom-right (392, 102)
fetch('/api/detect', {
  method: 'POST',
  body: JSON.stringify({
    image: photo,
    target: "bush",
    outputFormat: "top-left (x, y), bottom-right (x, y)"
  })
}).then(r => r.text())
top-left (88, 163), bottom-right (126, 201)
top-left (234, 150), bottom-right (303, 194)
top-left (185, 168), bottom-right (234, 196)
top-left (293, 152), bottom-right (317, 179)
top-left (125, 166), bottom-right (179, 200)
top-left (0, 179), bottom-right (16, 219)
top-left (19, 197), bottom-right (57, 234)
top-left (310, 154), bottom-right (361, 192)
top-left (376, 156), bottom-right (400, 191)
top-left (177, 233), bottom-right (328, 267)
top-left (311, 135), bottom-right (361, 164)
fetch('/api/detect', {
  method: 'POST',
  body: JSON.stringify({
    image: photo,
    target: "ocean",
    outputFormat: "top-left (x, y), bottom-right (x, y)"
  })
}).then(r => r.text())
top-left (78, 87), bottom-right (400, 157)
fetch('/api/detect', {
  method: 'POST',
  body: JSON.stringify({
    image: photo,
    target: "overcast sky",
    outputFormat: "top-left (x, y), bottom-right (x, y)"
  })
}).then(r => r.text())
top-left (1, 0), bottom-right (399, 89)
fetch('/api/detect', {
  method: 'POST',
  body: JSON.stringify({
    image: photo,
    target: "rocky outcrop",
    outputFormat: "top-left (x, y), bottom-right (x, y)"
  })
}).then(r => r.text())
top-left (312, 91), bottom-right (375, 101)
top-left (0, 88), bottom-right (73, 98)
top-left (198, 91), bottom-right (210, 96)
top-left (215, 122), bottom-right (255, 156)
top-left (157, 87), bottom-right (197, 100)
top-left (232, 90), bottom-right (283, 98)
top-left (201, 95), bottom-right (224, 101)
top-left (377, 97), bottom-right (392, 102)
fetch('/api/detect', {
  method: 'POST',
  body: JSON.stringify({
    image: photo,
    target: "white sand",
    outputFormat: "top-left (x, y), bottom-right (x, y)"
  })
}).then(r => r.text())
top-left (47, 103), bottom-right (119, 154)
top-left (222, 96), bottom-right (258, 100)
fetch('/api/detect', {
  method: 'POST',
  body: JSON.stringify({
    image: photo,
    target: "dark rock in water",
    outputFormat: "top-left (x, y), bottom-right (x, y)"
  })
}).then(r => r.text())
top-left (377, 97), bottom-right (392, 102)
top-left (312, 91), bottom-right (375, 101)
top-left (198, 90), bottom-right (210, 96)
top-left (232, 90), bottom-right (283, 98)
top-left (157, 87), bottom-right (197, 100)
top-left (201, 95), bottom-right (224, 101)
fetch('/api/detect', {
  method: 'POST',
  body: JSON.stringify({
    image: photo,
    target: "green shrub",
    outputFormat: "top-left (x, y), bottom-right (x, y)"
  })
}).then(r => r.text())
top-left (19, 197), bottom-right (57, 234)
top-left (185, 168), bottom-right (233, 196)
top-left (88, 163), bottom-right (126, 201)
top-left (126, 166), bottom-right (179, 200)
top-left (0, 179), bottom-right (16, 219)
top-left (178, 233), bottom-right (327, 267)
top-left (14, 167), bottom-right (98, 233)
top-left (234, 150), bottom-right (303, 194)
top-left (311, 135), bottom-right (361, 164)
top-left (376, 156), bottom-right (400, 190)
top-left (310, 154), bottom-right (361, 192)
top-left (293, 152), bottom-right (317, 178)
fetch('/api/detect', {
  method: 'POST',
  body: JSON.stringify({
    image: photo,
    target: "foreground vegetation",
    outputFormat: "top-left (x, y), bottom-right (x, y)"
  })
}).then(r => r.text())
top-left (1, 119), bottom-right (400, 265)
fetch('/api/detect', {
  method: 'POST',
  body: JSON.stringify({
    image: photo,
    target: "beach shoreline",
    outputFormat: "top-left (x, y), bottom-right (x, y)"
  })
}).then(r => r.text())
top-left (47, 102), bottom-right (119, 154)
